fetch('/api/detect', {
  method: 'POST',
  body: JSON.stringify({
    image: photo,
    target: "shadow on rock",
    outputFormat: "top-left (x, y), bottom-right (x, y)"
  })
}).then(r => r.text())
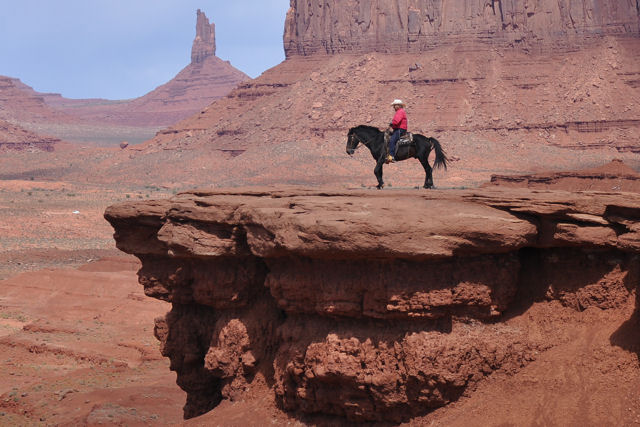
top-left (610, 283), bottom-right (640, 362)
top-left (507, 247), bottom-right (640, 320)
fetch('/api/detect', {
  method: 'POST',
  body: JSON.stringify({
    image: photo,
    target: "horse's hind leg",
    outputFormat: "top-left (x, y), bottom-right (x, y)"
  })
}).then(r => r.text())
top-left (419, 154), bottom-right (434, 189)
top-left (374, 159), bottom-right (385, 189)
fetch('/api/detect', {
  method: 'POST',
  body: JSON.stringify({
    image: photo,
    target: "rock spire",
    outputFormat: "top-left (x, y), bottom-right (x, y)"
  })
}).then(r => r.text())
top-left (191, 9), bottom-right (216, 64)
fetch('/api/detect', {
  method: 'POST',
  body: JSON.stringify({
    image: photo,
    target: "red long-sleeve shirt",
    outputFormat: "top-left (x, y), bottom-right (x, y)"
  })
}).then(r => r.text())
top-left (391, 108), bottom-right (408, 130)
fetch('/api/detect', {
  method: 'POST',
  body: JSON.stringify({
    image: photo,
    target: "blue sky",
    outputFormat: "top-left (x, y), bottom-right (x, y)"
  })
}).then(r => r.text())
top-left (0, 1), bottom-right (290, 100)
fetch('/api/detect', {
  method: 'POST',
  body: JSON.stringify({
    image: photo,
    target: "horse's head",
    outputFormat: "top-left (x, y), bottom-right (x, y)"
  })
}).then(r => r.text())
top-left (346, 125), bottom-right (380, 155)
top-left (346, 128), bottom-right (361, 156)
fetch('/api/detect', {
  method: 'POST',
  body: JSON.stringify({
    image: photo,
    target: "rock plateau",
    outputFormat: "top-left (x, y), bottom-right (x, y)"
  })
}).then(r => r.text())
top-left (105, 186), bottom-right (640, 422)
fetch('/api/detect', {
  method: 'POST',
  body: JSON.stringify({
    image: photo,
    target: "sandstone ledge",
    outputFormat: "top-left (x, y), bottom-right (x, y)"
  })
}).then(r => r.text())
top-left (106, 187), bottom-right (640, 260)
top-left (104, 187), bottom-right (640, 421)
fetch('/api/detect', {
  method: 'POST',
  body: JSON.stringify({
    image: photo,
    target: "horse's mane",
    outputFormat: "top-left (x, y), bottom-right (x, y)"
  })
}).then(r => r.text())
top-left (349, 125), bottom-right (382, 134)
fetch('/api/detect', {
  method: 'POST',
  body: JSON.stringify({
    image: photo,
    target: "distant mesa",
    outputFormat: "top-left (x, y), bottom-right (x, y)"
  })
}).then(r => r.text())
top-left (0, 76), bottom-right (71, 123)
top-left (0, 9), bottom-right (249, 146)
top-left (0, 118), bottom-right (58, 151)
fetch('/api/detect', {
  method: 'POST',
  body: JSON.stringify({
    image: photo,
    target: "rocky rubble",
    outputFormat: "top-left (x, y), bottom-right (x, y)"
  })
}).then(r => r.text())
top-left (284, 0), bottom-right (640, 56)
top-left (105, 187), bottom-right (640, 422)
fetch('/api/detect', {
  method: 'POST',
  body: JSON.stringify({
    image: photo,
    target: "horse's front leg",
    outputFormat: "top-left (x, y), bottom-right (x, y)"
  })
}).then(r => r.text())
top-left (374, 158), bottom-right (385, 189)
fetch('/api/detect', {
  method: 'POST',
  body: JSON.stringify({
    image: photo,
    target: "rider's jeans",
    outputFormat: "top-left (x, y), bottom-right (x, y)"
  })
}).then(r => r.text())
top-left (389, 129), bottom-right (406, 157)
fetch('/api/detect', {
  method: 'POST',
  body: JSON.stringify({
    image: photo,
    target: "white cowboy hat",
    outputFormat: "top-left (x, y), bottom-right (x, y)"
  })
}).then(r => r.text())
top-left (391, 99), bottom-right (405, 106)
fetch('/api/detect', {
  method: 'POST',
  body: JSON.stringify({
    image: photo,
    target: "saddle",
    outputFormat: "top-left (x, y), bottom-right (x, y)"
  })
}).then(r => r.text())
top-left (398, 133), bottom-right (414, 146)
top-left (384, 131), bottom-right (414, 156)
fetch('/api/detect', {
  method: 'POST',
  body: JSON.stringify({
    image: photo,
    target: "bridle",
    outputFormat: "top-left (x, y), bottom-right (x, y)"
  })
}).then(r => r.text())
top-left (348, 131), bottom-right (370, 152)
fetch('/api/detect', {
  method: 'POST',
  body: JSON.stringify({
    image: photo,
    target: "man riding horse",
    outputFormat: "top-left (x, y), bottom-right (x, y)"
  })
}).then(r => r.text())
top-left (387, 99), bottom-right (408, 163)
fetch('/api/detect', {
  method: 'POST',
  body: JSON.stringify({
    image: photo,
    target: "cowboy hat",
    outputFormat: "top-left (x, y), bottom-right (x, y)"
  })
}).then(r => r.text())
top-left (390, 99), bottom-right (405, 106)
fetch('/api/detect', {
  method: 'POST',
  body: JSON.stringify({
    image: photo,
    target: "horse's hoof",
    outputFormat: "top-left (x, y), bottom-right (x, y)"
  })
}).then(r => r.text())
top-left (423, 185), bottom-right (433, 189)
top-left (377, 184), bottom-right (385, 190)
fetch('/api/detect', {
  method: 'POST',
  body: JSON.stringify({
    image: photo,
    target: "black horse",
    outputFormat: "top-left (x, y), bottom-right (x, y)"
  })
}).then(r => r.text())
top-left (346, 125), bottom-right (448, 189)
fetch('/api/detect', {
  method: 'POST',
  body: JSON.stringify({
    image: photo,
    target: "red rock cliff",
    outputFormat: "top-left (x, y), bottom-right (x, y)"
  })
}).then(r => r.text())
top-left (105, 187), bottom-right (640, 421)
top-left (284, 0), bottom-right (640, 56)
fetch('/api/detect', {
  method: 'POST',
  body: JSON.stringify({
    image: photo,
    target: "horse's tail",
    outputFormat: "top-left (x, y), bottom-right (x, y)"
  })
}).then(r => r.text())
top-left (430, 137), bottom-right (448, 170)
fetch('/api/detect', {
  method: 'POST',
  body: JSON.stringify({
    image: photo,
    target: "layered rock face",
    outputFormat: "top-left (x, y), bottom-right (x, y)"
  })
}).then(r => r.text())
top-left (488, 159), bottom-right (640, 192)
top-left (0, 119), bottom-right (58, 151)
top-left (105, 187), bottom-right (640, 421)
top-left (0, 77), bottom-right (72, 123)
top-left (284, 0), bottom-right (640, 56)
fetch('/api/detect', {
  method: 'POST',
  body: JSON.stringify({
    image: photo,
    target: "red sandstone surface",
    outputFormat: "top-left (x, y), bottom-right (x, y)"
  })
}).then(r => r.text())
top-left (1, 173), bottom-right (639, 425)
top-left (0, 257), bottom-right (186, 425)
top-left (103, 185), bottom-right (640, 424)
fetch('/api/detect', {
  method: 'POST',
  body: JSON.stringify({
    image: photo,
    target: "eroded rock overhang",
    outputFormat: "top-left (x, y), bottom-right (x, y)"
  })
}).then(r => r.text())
top-left (104, 187), bottom-right (640, 421)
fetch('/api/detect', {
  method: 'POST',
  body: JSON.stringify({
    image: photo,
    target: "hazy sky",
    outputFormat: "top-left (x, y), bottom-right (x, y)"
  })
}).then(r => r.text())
top-left (0, 1), bottom-right (290, 100)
